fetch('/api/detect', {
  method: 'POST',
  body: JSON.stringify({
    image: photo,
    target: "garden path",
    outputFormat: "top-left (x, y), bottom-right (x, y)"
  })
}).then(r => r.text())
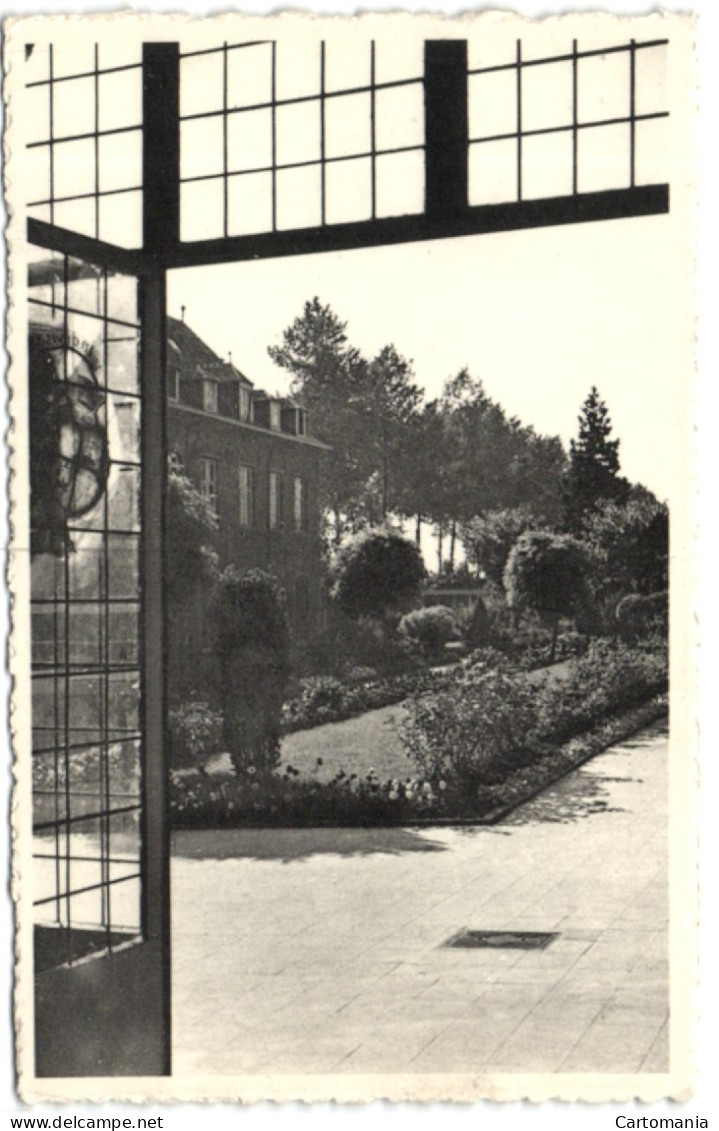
top-left (172, 720), bottom-right (670, 1082)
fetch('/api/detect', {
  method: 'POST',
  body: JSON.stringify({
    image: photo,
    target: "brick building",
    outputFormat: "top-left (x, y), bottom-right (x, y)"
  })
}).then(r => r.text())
top-left (166, 315), bottom-right (329, 641)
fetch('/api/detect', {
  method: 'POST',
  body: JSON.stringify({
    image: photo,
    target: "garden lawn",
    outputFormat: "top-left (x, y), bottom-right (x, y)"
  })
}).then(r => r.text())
top-left (204, 660), bottom-right (575, 784)
top-left (280, 702), bottom-right (416, 783)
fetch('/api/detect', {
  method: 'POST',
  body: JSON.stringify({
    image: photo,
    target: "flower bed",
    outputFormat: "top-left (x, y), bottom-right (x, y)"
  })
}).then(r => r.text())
top-left (170, 639), bottom-right (667, 829)
top-left (169, 696), bottom-right (666, 829)
top-left (400, 638), bottom-right (667, 801)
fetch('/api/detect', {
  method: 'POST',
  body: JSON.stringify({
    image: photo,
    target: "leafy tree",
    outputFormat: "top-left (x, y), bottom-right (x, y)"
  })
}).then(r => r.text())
top-left (430, 371), bottom-right (566, 567)
top-left (503, 530), bottom-right (590, 661)
top-left (563, 387), bottom-right (629, 529)
top-left (269, 305), bottom-right (567, 556)
top-left (328, 526), bottom-right (426, 622)
top-left (268, 298), bottom-right (374, 542)
top-left (396, 399), bottom-right (453, 549)
top-left (462, 505), bottom-right (538, 587)
top-left (361, 344), bottom-right (423, 522)
top-left (507, 428), bottom-right (567, 526)
top-left (166, 469), bottom-right (219, 601)
top-left (166, 469), bottom-right (220, 698)
top-left (213, 568), bottom-right (291, 774)
top-left (581, 494), bottom-right (668, 596)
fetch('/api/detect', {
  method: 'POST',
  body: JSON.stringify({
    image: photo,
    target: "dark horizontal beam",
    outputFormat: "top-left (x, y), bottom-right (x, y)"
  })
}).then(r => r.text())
top-left (166, 184), bottom-right (669, 270)
top-left (29, 184), bottom-right (669, 274)
top-left (27, 218), bottom-right (152, 276)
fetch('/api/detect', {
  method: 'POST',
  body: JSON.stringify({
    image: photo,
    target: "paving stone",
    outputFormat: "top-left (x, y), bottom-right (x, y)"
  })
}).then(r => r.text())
top-left (172, 725), bottom-right (669, 1078)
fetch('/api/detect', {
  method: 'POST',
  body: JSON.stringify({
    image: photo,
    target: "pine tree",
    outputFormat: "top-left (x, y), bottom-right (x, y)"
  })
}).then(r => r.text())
top-left (563, 386), bottom-right (629, 529)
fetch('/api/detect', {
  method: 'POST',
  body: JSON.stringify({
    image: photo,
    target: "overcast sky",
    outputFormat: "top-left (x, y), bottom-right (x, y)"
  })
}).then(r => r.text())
top-left (169, 208), bottom-right (686, 506)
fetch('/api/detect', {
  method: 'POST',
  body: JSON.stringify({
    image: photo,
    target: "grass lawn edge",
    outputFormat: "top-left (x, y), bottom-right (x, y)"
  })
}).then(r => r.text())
top-left (172, 694), bottom-right (667, 831)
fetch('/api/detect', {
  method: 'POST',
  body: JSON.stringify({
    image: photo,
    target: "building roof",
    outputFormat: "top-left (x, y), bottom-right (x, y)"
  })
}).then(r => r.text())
top-left (166, 316), bottom-right (253, 387)
top-left (166, 315), bottom-right (332, 451)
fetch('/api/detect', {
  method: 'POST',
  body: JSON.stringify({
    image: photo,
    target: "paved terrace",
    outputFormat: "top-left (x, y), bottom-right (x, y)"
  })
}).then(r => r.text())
top-left (172, 722), bottom-right (668, 1076)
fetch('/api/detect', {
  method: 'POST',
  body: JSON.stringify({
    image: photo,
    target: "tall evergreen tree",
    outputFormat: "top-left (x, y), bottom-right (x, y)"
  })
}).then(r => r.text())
top-left (563, 386), bottom-right (629, 530)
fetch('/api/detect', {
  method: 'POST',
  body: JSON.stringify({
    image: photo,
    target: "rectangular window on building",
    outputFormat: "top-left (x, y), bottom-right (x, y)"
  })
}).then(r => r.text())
top-left (167, 368), bottom-right (180, 401)
top-left (203, 378), bottom-right (218, 413)
top-left (238, 464), bottom-right (254, 528)
top-left (294, 476), bottom-right (307, 532)
top-left (269, 470), bottom-right (284, 529)
top-left (239, 385), bottom-right (252, 422)
top-left (200, 457), bottom-right (218, 513)
top-left (270, 401), bottom-right (282, 431)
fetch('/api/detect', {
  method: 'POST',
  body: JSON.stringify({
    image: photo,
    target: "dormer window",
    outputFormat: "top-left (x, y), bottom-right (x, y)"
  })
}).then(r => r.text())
top-left (269, 401), bottom-right (281, 431)
top-left (167, 368), bottom-right (180, 402)
top-left (297, 409), bottom-right (307, 436)
top-left (203, 378), bottom-right (218, 414)
top-left (239, 385), bottom-right (252, 422)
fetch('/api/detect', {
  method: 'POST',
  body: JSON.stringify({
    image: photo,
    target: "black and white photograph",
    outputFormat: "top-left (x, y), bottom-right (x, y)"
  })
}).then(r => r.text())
top-left (2, 4), bottom-right (703, 1109)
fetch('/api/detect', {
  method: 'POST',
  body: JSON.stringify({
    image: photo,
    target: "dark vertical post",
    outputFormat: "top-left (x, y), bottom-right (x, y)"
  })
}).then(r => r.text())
top-left (515, 39), bottom-right (523, 202)
top-left (139, 260), bottom-right (171, 1075)
top-left (370, 41), bottom-right (377, 221)
top-left (142, 43), bottom-right (180, 255)
top-left (271, 42), bottom-right (277, 232)
top-left (629, 39), bottom-right (636, 188)
top-left (320, 41), bottom-right (327, 226)
top-left (424, 40), bottom-right (468, 218)
top-left (572, 39), bottom-right (579, 195)
top-left (141, 41), bottom-right (176, 1075)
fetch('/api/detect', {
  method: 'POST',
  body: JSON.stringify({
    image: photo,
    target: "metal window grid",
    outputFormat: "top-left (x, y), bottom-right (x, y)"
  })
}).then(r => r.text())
top-left (467, 37), bottom-right (669, 202)
top-left (26, 33), bottom-right (670, 259)
top-left (21, 26), bottom-right (672, 990)
top-left (26, 46), bottom-right (143, 245)
top-left (177, 39), bottom-right (425, 238)
top-left (29, 249), bottom-right (143, 967)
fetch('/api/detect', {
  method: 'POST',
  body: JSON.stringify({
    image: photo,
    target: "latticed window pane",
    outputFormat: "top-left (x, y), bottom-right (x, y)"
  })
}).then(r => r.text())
top-left (634, 115), bottom-right (668, 186)
top-left (28, 244), bottom-right (143, 970)
top-left (578, 50), bottom-right (630, 123)
top-left (522, 61), bottom-right (573, 132)
top-left (24, 45), bottom-right (143, 247)
top-left (522, 131), bottom-right (574, 200)
top-left (469, 139), bottom-right (518, 206)
top-left (577, 122), bottom-right (630, 192)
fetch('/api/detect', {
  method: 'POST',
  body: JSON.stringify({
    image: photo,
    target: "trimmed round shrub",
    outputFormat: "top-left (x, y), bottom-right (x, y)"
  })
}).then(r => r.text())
top-left (616, 590), bottom-right (668, 641)
top-left (329, 527), bottom-right (426, 622)
top-left (504, 530), bottom-right (590, 660)
top-left (399, 605), bottom-right (457, 659)
top-left (504, 530), bottom-right (589, 618)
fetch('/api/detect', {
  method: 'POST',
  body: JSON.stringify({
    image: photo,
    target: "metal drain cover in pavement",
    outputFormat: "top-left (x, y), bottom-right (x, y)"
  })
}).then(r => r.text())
top-left (443, 929), bottom-right (558, 950)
